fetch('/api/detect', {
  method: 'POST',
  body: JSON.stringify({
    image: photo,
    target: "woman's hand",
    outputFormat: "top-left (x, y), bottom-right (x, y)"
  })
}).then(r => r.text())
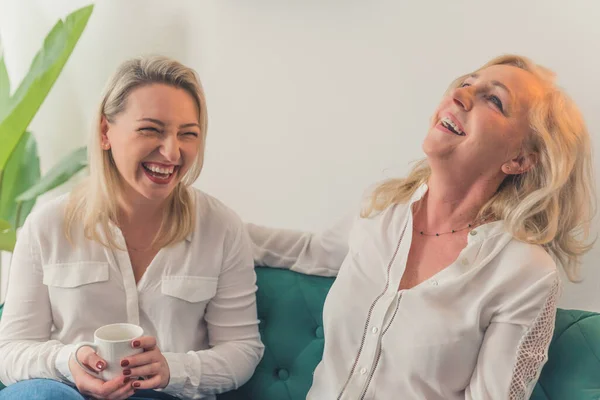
top-left (120, 336), bottom-right (170, 391)
top-left (68, 346), bottom-right (135, 400)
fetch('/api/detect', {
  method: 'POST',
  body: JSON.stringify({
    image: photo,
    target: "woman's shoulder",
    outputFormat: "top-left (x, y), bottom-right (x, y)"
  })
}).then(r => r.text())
top-left (191, 188), bottom-right (244, 231)
top-left (23, 194), bottom-right (70, 233)
top-left (483, 234), bottom-right (562, 324)
top-left (497, 235), bottom-right (559, 284)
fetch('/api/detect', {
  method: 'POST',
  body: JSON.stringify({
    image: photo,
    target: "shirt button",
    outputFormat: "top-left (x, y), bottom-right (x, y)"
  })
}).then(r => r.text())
top-left (461, 258), bottom-right (469, 266)
top-left (372, 327), bottom-right (379, 334)
top-left (469, 230), bottom-right (478, 236)
top-left (360, 367), bottom-right (367, 375)
top-left (430, 279), bottom-right (438, 286)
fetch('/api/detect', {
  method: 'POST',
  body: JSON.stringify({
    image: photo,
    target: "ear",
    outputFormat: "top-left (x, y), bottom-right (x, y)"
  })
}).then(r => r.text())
top-left (100, 115), bottom-right (111, 150)
top-left (501, 152), bottom-right (538, 175)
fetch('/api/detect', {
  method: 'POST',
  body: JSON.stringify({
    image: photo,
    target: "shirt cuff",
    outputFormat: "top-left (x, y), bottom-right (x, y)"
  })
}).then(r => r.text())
top-left (54, 344), bottom-right (77, 384)
top-left (161, 352), bottom-right (192, 397)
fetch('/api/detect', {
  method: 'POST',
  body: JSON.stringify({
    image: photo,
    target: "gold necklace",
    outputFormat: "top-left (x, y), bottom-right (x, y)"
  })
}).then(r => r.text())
top-left (124, 238), bottom-right (156, 252)
top-left (414, 216), bottom-right (488, 237)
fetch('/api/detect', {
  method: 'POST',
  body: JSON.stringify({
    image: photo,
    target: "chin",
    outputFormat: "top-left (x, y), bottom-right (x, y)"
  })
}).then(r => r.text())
top-left (135, 184), bottom-right (176, 203)
top-left (423, 145), bottom-right (454, 164)
top-left (422, 135), bottom-right (439, 156)
top-left (422, 132), bottom-right (455, 157)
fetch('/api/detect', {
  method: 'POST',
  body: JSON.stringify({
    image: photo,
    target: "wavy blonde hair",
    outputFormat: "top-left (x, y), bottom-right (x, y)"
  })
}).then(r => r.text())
top-left (362, 55), bottom-right (595, 281)
top-left (65, 55), bottom-right (208, 249)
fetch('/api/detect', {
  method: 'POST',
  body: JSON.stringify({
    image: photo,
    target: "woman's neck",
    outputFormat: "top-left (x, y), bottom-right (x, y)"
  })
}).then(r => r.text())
top-left (417, 171), bottom-right (500, 232)
top-left (116, 193), bottom-right (165, 230)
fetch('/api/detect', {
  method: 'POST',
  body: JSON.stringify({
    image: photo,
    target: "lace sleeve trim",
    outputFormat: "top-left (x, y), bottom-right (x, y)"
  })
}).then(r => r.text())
top-left (508, 275), bottom-right (560, 400)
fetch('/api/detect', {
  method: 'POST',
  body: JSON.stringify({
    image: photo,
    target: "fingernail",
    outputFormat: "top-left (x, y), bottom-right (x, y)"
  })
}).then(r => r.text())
top-left (132, 340), bottom-right (140, 348)
top-left (133, 382), bottom-right (141, 388)
top-left (123, 369), bottom-right (131, 376)
top-left (123, 377), bottom-right (130, 384)
top-left (120, 360), bottom-right (129, 367)
top-left (96, 361), bottom-right (105, 370)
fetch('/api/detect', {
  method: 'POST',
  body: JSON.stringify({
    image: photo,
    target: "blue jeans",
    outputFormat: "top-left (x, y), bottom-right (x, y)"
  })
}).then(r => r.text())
top-left (0, 379), bottom-right (178, 399)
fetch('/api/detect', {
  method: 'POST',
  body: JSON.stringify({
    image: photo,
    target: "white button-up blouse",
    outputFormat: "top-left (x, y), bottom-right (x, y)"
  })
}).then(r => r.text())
top-left (0, 189), bottom-right (264, 399)
top-left (247, 184), bottom-right (559, 400)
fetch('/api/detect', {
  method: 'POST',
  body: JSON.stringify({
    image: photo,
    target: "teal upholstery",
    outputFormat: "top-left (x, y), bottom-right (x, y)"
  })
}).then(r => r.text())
top-left (219, 268), bottom-right (332, 400)
top-left (221, 267), bottom-right (600, 400)
top-left (0, 268), bottom-right (598, 398)
top-left (530, 309), bottom-right (600, 399)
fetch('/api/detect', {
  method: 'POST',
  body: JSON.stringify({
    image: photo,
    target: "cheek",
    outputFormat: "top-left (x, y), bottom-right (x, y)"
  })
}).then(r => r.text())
top-left (113, 140), bottom-right (153, 169)
top-left (111, 150), bottom-right (140, 180)
top-left (494, 122), bottom-right (524, 152)
top-left (470, 126), bottom-right (518, 161)
top-left (181, 142), bottom-right (201, 167)
top-left (472, 110), bottom-right (512, 139)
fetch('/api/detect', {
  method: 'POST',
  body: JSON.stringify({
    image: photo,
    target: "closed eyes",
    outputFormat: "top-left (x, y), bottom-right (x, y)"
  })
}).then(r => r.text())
top-left (138, 127), bottom-right (198, 137)
top-left (459, 82), bottom-right (505, 113)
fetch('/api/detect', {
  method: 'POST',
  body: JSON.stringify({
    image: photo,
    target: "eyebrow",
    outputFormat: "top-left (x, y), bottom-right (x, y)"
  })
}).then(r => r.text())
top-left (469, 73), bottom-right (513, 97)
top-left (137, 118), bottom-right (200, 129)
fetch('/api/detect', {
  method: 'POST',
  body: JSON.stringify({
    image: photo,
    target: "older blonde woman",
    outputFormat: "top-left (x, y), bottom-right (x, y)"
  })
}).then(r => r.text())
top-left (0, 56), bottom-right (263, 400)
top-left (247, 55), bottom-right (595, 399)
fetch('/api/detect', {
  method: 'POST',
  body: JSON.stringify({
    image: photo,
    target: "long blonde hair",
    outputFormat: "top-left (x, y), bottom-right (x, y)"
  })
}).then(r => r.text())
top-left (65, 55), bottom-right (208, 249)
top-left (363, 55), bottom-right (595, 281)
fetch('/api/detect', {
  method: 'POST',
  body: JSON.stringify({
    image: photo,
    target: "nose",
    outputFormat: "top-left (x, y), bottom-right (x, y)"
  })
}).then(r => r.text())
top-left (452, 86), bottom-right (473, 111)
top-left (160, 134), bottom-right (181, 164)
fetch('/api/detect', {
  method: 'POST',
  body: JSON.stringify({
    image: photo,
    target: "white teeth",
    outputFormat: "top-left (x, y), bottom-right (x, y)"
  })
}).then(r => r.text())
top-left (144, 164), bottom-right (175, 174)
top-left (441, 117), bottom-right (464, 135)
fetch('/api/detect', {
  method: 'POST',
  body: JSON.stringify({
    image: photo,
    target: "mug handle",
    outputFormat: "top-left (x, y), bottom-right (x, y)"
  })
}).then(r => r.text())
top-left (74, 342), bottom-right (102, 379)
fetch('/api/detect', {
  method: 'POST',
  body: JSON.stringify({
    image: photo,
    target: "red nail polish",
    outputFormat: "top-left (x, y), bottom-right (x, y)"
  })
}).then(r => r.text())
top-left (121, 360), bottom-right (129, 367)
top-left (132, 340), bottom-right (140, 348)
top-left (133, 382), bottom-right (141, 388)
top-left (96, 362), bottom-right (104, 370)
top-left (123, 369), bottom-right (131, 376)
top-left (124, 377), bottom-right (130, 384)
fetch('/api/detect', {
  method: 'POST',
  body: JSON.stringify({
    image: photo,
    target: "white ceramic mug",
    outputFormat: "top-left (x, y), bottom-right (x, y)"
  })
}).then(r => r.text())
top-left (74, 323), bottom-right (144, 381)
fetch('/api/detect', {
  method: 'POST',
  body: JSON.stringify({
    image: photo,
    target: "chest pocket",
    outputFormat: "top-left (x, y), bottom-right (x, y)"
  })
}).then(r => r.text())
top-left (161, 276), bottom-right (218, 303)
top-left (43, 262), bottom-right (109, 288)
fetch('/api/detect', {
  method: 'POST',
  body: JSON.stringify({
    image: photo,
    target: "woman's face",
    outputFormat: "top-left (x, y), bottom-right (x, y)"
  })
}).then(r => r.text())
top-left (423, 64), bottom-right (543, 180)
top-left (101, 83), bottom-right (202, 205)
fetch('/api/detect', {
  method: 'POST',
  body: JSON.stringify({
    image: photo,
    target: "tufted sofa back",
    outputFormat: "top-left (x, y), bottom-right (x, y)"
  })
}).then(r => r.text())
top-left (219, 267), bottom-right (600, 400)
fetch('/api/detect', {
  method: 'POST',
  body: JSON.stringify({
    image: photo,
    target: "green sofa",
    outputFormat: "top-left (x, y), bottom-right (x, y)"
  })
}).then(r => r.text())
top-left (220, 267), bottom-right (600, 400)
top-left (0, 267), bottom-right (598, 399)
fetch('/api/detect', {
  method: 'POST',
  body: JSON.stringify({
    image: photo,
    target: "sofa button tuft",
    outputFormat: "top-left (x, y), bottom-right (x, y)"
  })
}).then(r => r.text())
top-left (277, 368), bottom-right (290, 380)
top-left (315, 326), bottom-right (324, 339)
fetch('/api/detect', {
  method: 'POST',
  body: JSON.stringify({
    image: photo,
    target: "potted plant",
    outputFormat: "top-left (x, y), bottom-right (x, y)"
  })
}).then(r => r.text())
top-left (0, 5), bottom-right (94, 283)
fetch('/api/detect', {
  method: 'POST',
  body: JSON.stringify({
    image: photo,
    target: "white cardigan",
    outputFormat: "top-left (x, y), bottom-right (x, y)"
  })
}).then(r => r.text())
top-left (0, 189), bottom-right (263, 400)
top-left (247, 184), bottom-right (559, 400)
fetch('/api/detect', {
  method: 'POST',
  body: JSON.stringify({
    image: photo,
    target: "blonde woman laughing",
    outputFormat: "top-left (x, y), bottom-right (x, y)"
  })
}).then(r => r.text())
top-left (0, 56), bottom-right (263, 400)
top-left (247, 55), bottom-right (595, 400)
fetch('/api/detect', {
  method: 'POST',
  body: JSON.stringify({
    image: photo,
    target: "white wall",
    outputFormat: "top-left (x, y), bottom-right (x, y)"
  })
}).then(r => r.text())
top-left (1, 0), bottom-right (598, 310)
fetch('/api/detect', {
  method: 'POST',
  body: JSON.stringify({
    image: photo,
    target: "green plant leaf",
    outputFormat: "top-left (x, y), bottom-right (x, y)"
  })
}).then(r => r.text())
top-left (0, 219), bottom-right (16, 252)
top-left (0, 4), bottom-right (93, 172)
top-left (0, 132), bottom-right (40, 228)
top-left (16, 146), bottom-right (87, 203)
top-left (0, 55), bottom-right (9, 118)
